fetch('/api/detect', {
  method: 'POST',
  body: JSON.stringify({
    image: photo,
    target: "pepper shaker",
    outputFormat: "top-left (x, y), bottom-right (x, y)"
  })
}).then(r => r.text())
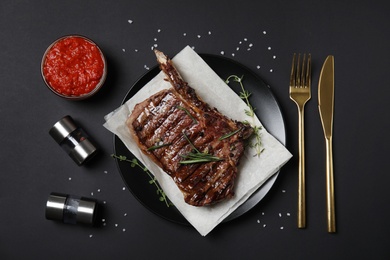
top-left (49, 115), bottom-right (98, 165)
top-left (45, 192), bottom-right (99, 226)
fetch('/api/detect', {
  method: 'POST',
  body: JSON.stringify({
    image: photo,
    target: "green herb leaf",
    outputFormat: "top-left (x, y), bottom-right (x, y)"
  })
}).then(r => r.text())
top-left (218, 128), bottom-right (242, 140)
top-left (179, 132), bottom-right (223, 164)
top-left (225, 74), bottom-right (264, 157)
top-left (111, 154), bottom-right (171, 207)
top-left (176, 105), bottom-right (197, 124)
top-left (147, 142), bottom-right (172, 151)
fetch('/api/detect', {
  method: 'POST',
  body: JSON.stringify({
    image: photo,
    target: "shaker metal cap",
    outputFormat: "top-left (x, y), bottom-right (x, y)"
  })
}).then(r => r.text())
top-left (45, 192), bottom-right (67, 221)
top-left (69, 139), bottom-right (98, 165)
top-left (49, 115), bottom-right (77, 143)
top-left (76, 198), bottom-right (98, 225)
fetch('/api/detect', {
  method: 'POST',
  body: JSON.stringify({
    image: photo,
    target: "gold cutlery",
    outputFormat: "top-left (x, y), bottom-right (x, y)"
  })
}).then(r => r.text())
top-left (289, 53), bottom-right (311, 229)
top-left (318, 55), bottom-right (336, 233)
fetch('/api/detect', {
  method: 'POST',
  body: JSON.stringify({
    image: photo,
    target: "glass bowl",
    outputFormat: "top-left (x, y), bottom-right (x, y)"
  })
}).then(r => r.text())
top-left (41, 35), bottom-right (107, 100)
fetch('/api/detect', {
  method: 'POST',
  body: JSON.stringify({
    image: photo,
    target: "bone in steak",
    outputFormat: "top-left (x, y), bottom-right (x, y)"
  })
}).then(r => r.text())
top-left (126, 50), bottom-right (253, 206)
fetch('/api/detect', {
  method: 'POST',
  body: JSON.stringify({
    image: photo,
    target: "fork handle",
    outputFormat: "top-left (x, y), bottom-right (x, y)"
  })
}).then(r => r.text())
top-left (297, 107), bottom-right (306, 229)
top-left (325, 137), bottom-right (336, 233)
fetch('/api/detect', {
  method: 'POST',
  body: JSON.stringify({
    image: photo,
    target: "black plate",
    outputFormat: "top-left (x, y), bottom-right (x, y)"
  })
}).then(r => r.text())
top-left (114, 54), bottom-right (286, 225)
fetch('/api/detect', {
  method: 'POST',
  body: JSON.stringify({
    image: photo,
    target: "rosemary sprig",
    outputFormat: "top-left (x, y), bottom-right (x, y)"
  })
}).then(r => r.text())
top-left (179, 153), bottom-right (223, 164)
top-left (218, 128), bottom-right (242, 141)
top-left (111, 154), bottom-right (171, 207)
top-left (176, 105), bottom-right (197, 124)
top-left (147, 142), bottom-right (172, 151)
top-left (225, 74), bottom-right (264, 157)
top-left (179, 132), bottom-right (223, 164)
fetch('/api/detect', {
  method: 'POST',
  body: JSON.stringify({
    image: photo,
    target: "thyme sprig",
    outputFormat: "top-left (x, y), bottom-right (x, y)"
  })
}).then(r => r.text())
top-left (179, 132), bottom-right (223, 164)
top-left (250, 125), bottom-right (264, 155)
top-left (225, 74), bottom-right (264, 157)
top-left (111, 154), bottom-right (171, 207)
top-left (226, 75), bottom-right (255, 117)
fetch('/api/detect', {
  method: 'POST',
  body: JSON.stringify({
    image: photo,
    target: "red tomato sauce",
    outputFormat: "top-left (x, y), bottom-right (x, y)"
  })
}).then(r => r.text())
top-left (43, 36), bottom-right (105, 97)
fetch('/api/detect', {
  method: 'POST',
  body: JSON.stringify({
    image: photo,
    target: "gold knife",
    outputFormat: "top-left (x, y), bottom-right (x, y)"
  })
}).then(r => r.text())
top-left (318, 55), bottom-right (336, 233)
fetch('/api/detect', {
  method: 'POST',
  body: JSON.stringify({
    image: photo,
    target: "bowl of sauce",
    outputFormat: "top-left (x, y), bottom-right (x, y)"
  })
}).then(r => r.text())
top-left (41, 35), bottom-right (107, 100)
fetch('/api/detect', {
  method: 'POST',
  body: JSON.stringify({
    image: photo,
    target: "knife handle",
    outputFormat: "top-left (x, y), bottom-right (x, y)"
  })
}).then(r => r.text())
top-left (297, 108), bottom-right (306, 229)
top-left (326, 137), bottom-right (336, 233)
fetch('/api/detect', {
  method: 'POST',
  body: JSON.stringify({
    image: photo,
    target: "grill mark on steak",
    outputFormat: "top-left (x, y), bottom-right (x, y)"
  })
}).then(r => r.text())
top-left (126, 49), bottom-right (253, 206)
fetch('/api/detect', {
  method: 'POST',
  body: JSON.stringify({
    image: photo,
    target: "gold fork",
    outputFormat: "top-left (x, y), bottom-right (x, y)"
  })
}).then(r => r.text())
top-left (289, 53), bottom-right (311, 229)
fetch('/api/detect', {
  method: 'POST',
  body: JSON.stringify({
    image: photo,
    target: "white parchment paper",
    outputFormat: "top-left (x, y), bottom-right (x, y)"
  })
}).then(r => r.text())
top-left (103, 46), bottom-right (292, 236)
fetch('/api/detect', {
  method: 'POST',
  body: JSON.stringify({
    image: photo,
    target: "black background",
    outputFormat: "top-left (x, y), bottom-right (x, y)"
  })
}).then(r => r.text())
top-left (1, 1), bottom-right (389, 259)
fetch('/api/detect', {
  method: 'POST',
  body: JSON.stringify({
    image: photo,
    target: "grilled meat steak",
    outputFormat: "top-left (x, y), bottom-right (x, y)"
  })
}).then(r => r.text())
top-left (127, 50), bottom-right (253, 206)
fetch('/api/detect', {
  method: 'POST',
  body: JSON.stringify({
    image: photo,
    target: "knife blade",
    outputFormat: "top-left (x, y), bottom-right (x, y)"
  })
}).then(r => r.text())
top-left (318, 55), bottom-right (336, 233)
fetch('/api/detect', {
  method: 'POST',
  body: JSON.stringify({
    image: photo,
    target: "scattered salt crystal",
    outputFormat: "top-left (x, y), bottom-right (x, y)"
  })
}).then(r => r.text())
top-left (97, 189), bottom-right (101, 192)
top-left (183, 33), bottom-right (187, 36)
top-left (268, 46), bottom-right (272, 50)
top-left (257, 219), bottom-right (260, 223)
top-left (244, 38), bottom-right (248, 41)
top-left (115, 224), bottom-right (118, 227)
top-left (157, 29), bottom-right (161, 32)
top-left (124, 213), bottom-right (127, 216)
top-left (270, 69), bottom-right (273, 72)
top-left (122, 187), bottom-right (126, 190)
top-left (279, 213), bottom-right (282, 217)
top-left (103, 223), bottom-right (106, 226)
top-left (122, 48), bottom-right (126, 52)
top-left (280, 226), bottom-right (284, 230)
top-left (263, 224), bottom-right (266, 227)
top-left (236, 47), bottom-right (240, 51)
top-left (68, 177), bottom-right (72, 181)
top-left (273, 55), bottom-right (276, 59)
top-left (128, 20), bottom-right (133, 24)
top-left (256, 65), bottom-right (261, 69)
top-left (262, 212), bottom-right (265, 215)
top-left (247, 48), bottom-right (251, 51)
top-left (263, 31), bottom-right (267, 34)
top-left (91, 192), bottom-right (94, 196)
top-left (197, 35), bottom-right (201, 38)
top-left (89, 234), bottom-right (93, 238)
top-left (102, 219), bottom-right (106, 222)
top-left (135, 49), bottom-right (138, 52)
top-left (239, 41), bottom-right (242, 44)
top-left (122, 228), bottom-right (126, 232)
top-left (103, 201), bottom-right (107, 204)
top-left (282, 189), bottom-right (286, 193)
top-left (144, 65), bottom-right (150, 70)
top-left (154, 38), bottom-right (157, 41)
top-left (249, 43), bottom-right (253, 47)
top-left (208, 31), bottom-right (211, 35)
top-left (104, 170), bottom-right (108, 174)
top-left (287, 213), bottom-right (291, 216)
top-left (231, 53), bottom-right (235, 57)
top-left (220, 51), bottom-right (225, 55)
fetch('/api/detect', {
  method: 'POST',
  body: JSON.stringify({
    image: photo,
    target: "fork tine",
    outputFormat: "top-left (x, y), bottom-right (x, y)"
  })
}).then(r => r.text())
top-left (290, 53), bottom-right (296, 87)
top-left (306, 54), bottom-right (311, 88)
top-left (301, 54), bottom-right (306, 87)
top-left (296, 54), bottom-right (301, 87)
